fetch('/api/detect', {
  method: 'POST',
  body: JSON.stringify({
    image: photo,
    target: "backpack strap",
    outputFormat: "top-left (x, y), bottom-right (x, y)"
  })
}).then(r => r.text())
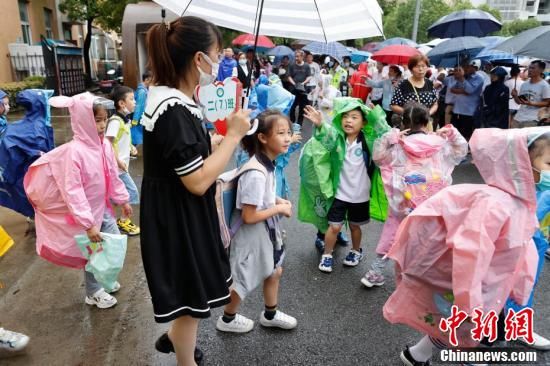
top-left (236, 155), bottom-right (268, 178)
top-left (108, 114), bottom-right (130, 155)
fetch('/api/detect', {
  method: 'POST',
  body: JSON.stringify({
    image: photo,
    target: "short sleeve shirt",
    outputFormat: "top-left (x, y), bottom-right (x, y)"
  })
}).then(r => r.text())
top-left (515, 80), bottom-right (550, 122)
top-left (289, 62), bottom-right (311, 84)
top-left (335, 139), bottom-right (371, 203)
top-left (146, 104), bottom-right (208, 179)
top-left (391, 78), bottom-right (437, 109)
top-left (105, 115), bottom-right (131, 172)
top-left (236, 170), bottom-right (276, 210)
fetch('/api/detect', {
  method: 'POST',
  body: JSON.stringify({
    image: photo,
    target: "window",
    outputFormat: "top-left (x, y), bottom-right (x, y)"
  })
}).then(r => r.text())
top-left (18, 0), bottom-right (32, 44)
top-left (44, 8), bottom-right (53, 39)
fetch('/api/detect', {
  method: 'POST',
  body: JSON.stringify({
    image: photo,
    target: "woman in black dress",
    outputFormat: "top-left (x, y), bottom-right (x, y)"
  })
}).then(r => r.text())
top-left (140, 16), bottom-right (250, 366)
top-left (391, 54), bottom-right (438, 119)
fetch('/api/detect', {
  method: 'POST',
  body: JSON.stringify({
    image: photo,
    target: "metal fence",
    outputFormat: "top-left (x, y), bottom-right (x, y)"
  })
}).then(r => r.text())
top-left (9, 53), bottom-right (46, 81)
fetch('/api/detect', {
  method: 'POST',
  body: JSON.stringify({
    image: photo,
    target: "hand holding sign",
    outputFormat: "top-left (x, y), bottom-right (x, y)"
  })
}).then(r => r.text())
top-left (195, 77), bottom-right (258, 136)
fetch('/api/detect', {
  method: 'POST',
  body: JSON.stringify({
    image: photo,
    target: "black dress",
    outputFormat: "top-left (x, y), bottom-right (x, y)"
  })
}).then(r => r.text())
top-left (391, 78), bottom-right (438, 110)
top-left (140, 102), bottom-right (232, 323)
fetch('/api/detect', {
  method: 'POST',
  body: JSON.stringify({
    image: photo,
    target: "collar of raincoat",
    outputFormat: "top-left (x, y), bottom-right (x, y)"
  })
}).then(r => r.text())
top-left (49, 92), bottom-right (102, 147)
top-left (470, 128), bottom-right (539, 210)
top-left (401, 133), bottom-right (446, 159)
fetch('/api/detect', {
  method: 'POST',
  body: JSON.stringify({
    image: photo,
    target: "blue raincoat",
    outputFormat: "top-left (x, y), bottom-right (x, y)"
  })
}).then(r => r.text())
top-left (0, 89), bottom-right (54, 217)
top-left (131, 82), bottom-right (147, 145)
top-left (0, 89), bottom-right (8, 139)
top-left (236, 81), bottom-right (298, 199)
top-left (506, 189), bottom-right (550, 312)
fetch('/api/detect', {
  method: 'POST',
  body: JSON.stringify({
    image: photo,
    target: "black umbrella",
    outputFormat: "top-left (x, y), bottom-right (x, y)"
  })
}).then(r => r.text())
top-left (428, 9), bottom-right (502, 38)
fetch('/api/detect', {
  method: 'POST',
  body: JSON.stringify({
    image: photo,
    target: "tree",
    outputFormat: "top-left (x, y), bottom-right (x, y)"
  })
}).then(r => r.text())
top-left (382, 0), bottom-right (503, 43)
top-left (499, 18), bottom-right (541, 36)
top-left (58, 0), bottom-right (137, 85)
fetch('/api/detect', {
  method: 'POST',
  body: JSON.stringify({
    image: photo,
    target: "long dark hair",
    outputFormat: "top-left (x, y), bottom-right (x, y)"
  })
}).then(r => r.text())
top-left (146, 16), bottom-right (222, 88)
top-left (241, 110), bottom-right (291, 157)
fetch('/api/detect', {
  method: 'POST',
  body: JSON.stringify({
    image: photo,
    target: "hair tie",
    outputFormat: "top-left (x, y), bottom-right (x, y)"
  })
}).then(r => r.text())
top-left (161, 9), bottom-right (170, 32)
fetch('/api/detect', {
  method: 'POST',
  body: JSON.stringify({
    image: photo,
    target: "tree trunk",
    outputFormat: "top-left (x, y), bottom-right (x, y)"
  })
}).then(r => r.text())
top-left (83, 17), bottom-right (94, 87)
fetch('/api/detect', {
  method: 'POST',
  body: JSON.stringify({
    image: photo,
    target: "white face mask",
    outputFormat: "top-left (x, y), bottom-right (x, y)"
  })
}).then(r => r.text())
top-left (197, 52), bottom-right (219, 86)
top-left (239, 59), bottom-right (247, 66)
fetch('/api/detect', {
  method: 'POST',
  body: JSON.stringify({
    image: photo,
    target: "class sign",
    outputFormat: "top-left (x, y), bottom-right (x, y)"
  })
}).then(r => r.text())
top-left (195, 77), bottom-right (242, 136)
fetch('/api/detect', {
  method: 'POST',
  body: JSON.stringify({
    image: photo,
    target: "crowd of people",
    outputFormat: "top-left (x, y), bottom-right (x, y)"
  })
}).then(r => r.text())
top-left (1, 14), bottom-right (550, 366)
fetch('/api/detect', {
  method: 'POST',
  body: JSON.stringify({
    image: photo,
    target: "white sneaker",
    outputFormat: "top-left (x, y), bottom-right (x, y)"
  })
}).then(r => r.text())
top-left (85, 288), bottom-right (117, 309)
top-left (260, 310), bottom-right (297, 330)
top-left (0, 328), bottom-right (30, 351)
top-left (518, 331), bottom-right (550, 351)
top-left (108, 281), bottom-right (121, 294)
top-left (216, 314), bottom-right (254, 333)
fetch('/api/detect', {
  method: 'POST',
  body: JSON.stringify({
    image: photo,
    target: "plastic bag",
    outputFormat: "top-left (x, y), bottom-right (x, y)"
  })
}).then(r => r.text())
top-left (75, 232), bottom-right (127, 292)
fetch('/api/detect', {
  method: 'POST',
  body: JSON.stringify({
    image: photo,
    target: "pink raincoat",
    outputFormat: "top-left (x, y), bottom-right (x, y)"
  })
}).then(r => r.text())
top-left (383, 128), bottom-right (539, 347)
top-left (374, 125), bottom-right (467, 255)
top-left (24, 93), bottom-right (128, 269)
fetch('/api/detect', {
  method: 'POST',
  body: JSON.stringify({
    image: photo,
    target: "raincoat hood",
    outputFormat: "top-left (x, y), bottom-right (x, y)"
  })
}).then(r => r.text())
top-left (470, 128), bottom-right (538, 206)
top-left (17, 89), bottom-right (54, 127)
top-left (49, 92), bottom-right (100, 147)
top-left (401, 133), bottom-right (446, 158)
top-left (0, 89), bottom-right (7, 100)
top-left (356, 62), bottom-right (369, 74)
top-left (251, 84), bottom-right (295, 119)
top-left (332, 97), bottom-right (388, 151)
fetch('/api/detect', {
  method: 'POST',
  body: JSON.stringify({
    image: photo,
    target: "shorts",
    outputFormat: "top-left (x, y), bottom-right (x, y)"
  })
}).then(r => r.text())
top-left (327, 198), bottom-right (370, 226)
top-left (119, 171), bottom-right (140, 205)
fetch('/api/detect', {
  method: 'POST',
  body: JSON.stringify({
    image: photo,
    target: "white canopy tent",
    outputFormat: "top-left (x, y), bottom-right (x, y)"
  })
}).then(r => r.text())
top-left (152, 0), bottom-right (384, 42)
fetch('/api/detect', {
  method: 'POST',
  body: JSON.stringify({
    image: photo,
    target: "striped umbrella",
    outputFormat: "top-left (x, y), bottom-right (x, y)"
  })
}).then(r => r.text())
top-left (303, 41), bottom-right (351, 63)
top-left (152, 0), bottom-right (384, 42)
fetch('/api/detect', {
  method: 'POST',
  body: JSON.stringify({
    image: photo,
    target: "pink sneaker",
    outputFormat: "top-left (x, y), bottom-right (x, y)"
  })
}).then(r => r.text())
top-left (361, 270), bottom-right (385, 287)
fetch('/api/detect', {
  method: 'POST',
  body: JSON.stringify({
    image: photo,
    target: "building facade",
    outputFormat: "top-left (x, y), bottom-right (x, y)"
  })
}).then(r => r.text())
top-left (0, 0), bottom-right (61, 83)
top-left (486, 0), bottom-right (550, 23)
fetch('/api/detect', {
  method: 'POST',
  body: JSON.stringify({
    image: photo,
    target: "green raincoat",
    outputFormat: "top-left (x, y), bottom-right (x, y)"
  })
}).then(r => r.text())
top-left (298, 97), bottom-right (390, 232)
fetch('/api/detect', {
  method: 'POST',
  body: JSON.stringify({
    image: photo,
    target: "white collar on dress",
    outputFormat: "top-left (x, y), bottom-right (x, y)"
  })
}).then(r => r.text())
top-left (141, 86), bottom-right (203, 132)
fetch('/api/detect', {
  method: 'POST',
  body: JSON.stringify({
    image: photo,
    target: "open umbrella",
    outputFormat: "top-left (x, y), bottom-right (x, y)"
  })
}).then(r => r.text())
top-left (475, 36), bottom-right (514, 63)
top-left (371, 45), bottom-right (420, 65)
top-left (427, 36), bottom-right (486, 67)
top-left (232, 33), bottom-right (275, 48)
top-left (361, 42), bottom-right (380, 52)
top-left (351, 50), bottom-right (371, 63)
top-left (417, 45), bottom-right (433, 55)
top-left (428, 9), bottom-right (502, 38)
top-left (267, 45), bottom-right (295, 65)
top-left (374, 37), bottom-right (417, 51)
top-left (153, 0), bottom-right (383, 42)
top-left (493, 26), bottom-right (550, 60)
top-left (303, 41), bottom-right (351, 63)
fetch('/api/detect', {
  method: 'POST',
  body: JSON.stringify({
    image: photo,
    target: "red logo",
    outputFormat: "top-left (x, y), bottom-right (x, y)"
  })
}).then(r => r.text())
top-left (439, 305), bottom-right (468, 346)
top-left (471, 308), bottom-right (498, 343)
top-left (505, 308), bottom-right (534, 344)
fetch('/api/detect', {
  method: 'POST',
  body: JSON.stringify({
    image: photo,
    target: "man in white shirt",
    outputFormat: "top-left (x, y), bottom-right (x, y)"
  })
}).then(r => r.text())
top-left (504, 65), bottom-right (524, 125)
top-left (511, 60), bottom-right (550, 128)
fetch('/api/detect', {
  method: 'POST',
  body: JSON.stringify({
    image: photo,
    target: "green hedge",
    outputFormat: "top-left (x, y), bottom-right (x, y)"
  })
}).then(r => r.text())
top-left (0, 76), bottom-right (47, 109)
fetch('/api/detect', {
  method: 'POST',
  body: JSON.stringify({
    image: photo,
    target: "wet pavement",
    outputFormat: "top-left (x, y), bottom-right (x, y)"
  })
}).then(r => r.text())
top-left (1, 118), bottom-right (550, 365)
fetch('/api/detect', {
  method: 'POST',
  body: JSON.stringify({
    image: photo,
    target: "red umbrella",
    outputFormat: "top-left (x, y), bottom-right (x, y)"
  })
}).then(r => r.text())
top-left (232, 33), bottom-right (275, 48)
top-left (371, 45), bottom-right (420, 65)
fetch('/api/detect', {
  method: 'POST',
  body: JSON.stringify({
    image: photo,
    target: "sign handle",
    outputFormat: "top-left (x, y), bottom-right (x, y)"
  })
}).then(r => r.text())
top-left (246, 118), bottom-right (259, 135)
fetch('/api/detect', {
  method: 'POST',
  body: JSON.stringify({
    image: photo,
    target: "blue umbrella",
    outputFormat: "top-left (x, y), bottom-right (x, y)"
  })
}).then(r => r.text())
top-left (492, 25), bottom-right (550, 60)
top-left (351, 50), bottom-right (371, 63)
top-left (303, 41), bottom-right (351, 63)
top-left (475, 36), bottom-right (515, 63)
top-left (428, 9), bottom-right (502, 38)
top-left (427, 36), bottom-right (486, 67)
top-left (374, 37), bottom-right (417, 51)
top-left (267, 45), bottom-right (295, 65)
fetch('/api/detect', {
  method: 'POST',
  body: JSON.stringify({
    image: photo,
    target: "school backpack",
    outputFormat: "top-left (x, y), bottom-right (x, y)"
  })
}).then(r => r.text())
top-left (215, 156), bottom-right (268, 249)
